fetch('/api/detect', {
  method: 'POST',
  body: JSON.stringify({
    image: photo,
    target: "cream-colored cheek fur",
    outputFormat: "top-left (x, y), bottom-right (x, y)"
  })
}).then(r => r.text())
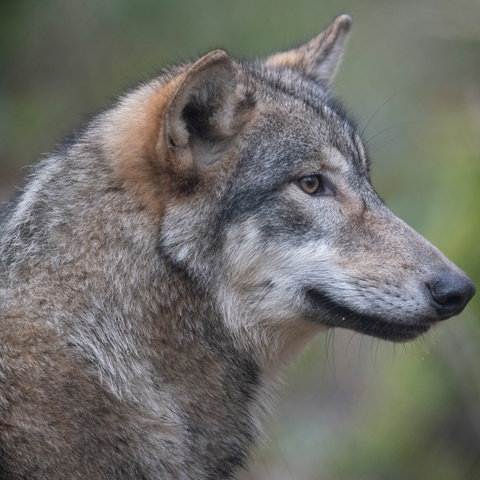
top-left (217, 218), bottom-right (332, 367)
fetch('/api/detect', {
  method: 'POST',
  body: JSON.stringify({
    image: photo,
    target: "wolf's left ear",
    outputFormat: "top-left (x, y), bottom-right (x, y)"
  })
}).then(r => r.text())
top-left (265, 14), bottom-right (352, 85)
top-left (163, 49), bottom-right (251, 177)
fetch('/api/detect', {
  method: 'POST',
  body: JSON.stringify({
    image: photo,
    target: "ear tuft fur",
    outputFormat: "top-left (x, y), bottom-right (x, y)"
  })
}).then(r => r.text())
top-left (162, 50), bottom-right (255, 179)
top-left (165, 50), bottom-right (236, 150)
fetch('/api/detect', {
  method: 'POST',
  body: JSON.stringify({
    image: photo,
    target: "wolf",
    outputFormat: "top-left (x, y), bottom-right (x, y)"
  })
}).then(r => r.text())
top-left (0, 14), bottom-right (475, 480)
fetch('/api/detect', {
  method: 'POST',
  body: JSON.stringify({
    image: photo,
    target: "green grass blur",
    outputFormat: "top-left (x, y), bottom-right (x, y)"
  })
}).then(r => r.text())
top-left (1, 1), bottom-right (479, 478)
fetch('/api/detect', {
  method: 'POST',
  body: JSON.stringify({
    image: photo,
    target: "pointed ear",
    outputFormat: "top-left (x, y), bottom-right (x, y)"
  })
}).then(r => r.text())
top-left (265, 14), bottom-right (352, 85)
top-left (163, 50), bottom-right (251, 178)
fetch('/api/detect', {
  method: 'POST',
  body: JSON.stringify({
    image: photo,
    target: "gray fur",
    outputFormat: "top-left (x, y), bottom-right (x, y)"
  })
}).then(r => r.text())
top-left (0, 14), bottom-right (475, 479)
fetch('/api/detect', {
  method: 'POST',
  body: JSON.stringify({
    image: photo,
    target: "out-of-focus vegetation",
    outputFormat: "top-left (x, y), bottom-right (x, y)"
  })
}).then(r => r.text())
top-left (1, 1), bottom-right (479, 478)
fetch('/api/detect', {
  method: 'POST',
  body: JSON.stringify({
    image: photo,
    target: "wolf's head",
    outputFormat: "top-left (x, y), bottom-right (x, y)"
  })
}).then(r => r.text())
top-left (105, 15), bottom-right (475, 362)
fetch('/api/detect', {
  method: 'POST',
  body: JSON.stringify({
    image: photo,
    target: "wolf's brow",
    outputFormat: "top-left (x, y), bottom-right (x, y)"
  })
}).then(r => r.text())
top-left (248, 66), bottom-right (328, 116)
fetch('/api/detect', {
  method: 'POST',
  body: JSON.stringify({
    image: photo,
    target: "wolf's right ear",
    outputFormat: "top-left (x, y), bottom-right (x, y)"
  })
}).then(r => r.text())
top-left (265, 14), bottom-right (352, 85)
top-left (162, 50), bottom-right (251, 179)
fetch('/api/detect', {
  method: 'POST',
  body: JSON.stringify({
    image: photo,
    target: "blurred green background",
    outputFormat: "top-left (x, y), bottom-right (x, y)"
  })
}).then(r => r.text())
top-left (1, 1), bottom-right (479, 479)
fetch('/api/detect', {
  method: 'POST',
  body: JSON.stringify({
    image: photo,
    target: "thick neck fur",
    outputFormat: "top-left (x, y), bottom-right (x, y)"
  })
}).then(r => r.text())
top-left (0, 146), bottom-right (264, 479)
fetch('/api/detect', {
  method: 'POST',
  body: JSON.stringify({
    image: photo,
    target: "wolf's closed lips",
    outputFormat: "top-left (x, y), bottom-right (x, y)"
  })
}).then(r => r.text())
top-left (306, 287), bottom-right (440, 341)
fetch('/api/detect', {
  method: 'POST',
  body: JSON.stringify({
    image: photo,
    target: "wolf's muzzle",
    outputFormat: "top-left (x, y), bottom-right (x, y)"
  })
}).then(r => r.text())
top-left (427, 271), bottom-right (476, 319)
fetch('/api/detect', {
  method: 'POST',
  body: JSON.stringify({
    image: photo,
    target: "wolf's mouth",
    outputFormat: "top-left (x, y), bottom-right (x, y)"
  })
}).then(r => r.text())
top-left (306, 289), bottom-right (431, 342)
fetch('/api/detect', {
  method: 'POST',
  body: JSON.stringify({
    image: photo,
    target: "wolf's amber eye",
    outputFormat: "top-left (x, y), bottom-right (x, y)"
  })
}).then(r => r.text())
top-left (298, 175), bottom-right (326, 195)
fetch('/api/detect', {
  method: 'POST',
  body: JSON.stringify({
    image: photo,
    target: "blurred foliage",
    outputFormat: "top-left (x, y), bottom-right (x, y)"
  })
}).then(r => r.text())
top-left (1, 1), bottom-right (479, 479)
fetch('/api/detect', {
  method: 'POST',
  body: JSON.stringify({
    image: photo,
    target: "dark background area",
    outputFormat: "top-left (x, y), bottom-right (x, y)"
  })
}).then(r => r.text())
top-left (1, 1), bottom-right (479, 479)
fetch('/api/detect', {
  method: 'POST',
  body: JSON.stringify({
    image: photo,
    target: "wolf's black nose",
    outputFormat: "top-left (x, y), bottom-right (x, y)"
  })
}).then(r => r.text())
top-left (428, 271), bottom-right (476, 319)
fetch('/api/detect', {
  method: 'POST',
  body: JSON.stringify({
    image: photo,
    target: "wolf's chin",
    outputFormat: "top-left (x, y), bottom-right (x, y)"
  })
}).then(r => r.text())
top-left (305, 288), bottom-right (431, 342)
